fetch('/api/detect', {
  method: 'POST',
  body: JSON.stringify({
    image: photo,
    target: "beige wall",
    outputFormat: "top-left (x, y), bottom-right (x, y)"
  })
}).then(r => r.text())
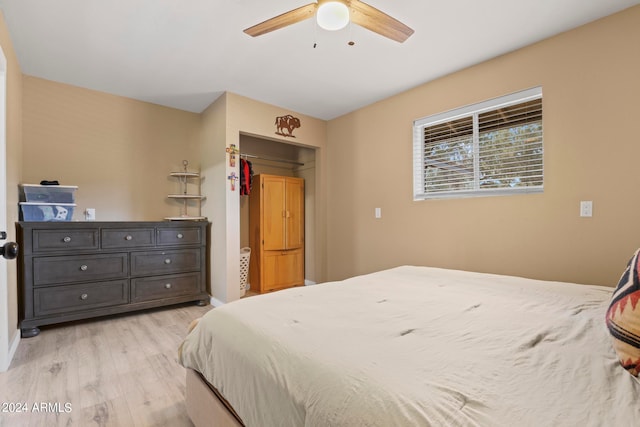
top-left (196, 92), bottom-right (327, 303)
top-left (196, 93), bottom-right (227, 300)
top-left (0, 10), bottom-right (22, 366)
top-left (326, 5), bottom-right (640, 286)
top-left (22, 77), bottom-right (201, 221)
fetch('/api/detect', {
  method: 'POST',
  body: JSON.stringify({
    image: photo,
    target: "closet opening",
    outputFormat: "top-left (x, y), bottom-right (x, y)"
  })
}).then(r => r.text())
top-left (238, 133), bottom-right (317, 296)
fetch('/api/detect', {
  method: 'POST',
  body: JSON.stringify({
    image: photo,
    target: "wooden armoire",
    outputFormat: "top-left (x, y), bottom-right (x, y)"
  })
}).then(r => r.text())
top-left (249, 174), bottom-right (304, 293)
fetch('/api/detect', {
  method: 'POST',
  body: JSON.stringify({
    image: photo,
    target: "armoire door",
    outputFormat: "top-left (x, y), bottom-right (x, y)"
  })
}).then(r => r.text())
top-left (285, 178), bottom-right (304, 249)
top-left (262, 176), bottom-right (286, 250)
top-left (262, 249), bottom-right (304, 291)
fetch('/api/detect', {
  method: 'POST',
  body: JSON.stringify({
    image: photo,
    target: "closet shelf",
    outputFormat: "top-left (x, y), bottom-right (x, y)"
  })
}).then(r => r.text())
top-left (240, 152), bottom-right (304, 166)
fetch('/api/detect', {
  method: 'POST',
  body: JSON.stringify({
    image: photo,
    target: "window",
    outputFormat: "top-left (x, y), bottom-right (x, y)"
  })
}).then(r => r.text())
top-left (413, 87), bottom-right (543, 200)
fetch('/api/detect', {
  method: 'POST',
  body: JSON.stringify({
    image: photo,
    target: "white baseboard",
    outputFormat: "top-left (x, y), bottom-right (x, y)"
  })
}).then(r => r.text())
top-left (304, 280), bottom-right (316, 286)
top-left (7, 330), bottom-right (19, 365)
top-left (209, 296), bottom-right (226, 307)
top-left (0, 330), bottom-right (20, 372)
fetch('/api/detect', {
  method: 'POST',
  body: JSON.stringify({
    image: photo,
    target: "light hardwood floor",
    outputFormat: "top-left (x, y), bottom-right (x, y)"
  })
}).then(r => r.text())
top-left (0, 303), bottom-right (212, 427)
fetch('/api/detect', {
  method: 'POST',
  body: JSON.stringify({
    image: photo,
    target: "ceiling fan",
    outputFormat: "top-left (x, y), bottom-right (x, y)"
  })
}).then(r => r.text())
top-left (243, 0), bottom-right (414, 43)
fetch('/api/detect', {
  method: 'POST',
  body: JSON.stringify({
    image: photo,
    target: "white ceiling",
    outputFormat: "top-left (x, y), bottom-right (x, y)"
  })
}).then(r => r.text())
top-left (0, 0), bottom-right (638, 120)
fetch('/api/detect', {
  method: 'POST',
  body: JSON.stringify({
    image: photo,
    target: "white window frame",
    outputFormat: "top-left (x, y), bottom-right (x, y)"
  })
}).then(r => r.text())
top-left (413, 87), bottom-right (543, 200)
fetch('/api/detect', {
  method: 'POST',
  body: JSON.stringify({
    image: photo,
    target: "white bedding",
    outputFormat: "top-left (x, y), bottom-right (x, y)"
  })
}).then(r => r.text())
top-left (178, 266), bottom-right (640, 426)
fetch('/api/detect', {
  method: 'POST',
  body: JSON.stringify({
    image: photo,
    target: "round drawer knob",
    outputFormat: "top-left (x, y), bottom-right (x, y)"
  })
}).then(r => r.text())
top-left (125, 235), bottom-right (133, 241)
top-left (80, 293), bottom-right (88, 300)
top-left (177, 233), bottom-right (184, 239)
top-left (165, 283), bottom-right (172, 289)
top-left (164, 258), bottom-right (171, 264)
top-left (63, 236), bottom-right (72, 243)
top-left (80, 264), bottom-right (88, 271)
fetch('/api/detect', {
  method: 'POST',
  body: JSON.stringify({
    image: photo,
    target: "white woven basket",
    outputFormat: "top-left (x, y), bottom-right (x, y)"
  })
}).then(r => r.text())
top-left (240, 247), bottom-right (251, 296)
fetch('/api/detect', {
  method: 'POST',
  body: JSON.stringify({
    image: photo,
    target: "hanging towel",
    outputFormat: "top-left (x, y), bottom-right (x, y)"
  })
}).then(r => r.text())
top-left (240, 159), bottom-right (254, 195)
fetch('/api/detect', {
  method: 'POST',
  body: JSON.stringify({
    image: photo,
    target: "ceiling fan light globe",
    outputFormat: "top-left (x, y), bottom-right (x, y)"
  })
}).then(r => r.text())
top-left (317, 1), bottom-right (350, 31)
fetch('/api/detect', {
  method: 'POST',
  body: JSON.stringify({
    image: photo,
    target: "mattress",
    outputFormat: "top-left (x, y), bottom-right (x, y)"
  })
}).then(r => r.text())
top-left (178, 266), bottom-right (640, 426)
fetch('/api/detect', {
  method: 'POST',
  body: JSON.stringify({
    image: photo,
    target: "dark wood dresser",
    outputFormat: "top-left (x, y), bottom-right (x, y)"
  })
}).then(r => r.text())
top-left (16, 221), bottom-right (209, 337)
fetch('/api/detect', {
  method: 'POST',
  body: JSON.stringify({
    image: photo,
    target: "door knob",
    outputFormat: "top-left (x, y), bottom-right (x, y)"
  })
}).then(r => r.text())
top-left (0, 241), bottom-right (18, 260)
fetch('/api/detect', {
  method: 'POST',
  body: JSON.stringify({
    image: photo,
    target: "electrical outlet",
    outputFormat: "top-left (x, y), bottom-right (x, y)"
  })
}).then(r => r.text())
top-left (580, 201), bottom-right (592, 217)
top-left (85, 208), bottom-right (96, 221)
top-left (375, 207), bottom-right (382, 219)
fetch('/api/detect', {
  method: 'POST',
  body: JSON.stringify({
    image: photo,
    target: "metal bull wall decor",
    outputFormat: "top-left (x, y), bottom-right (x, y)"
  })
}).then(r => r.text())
top-left (275, 115), bottom-right (301, 138)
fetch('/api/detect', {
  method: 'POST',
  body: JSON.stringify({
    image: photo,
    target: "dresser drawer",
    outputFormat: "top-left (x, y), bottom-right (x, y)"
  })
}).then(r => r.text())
top-left (130, 248), bottom-right (201, 276)
top-left (32, 229), bottom-right (99, 253)
top-left (131, 273), bottom-right (201, 303)
top-left (34, 280), bottom-right (129, 316)
top-left (157, 227), bottom-right (202, 246)
top-left (101, 227), bottom-right (155, 249)
top-left (33, 253), bottom-right (129, 286)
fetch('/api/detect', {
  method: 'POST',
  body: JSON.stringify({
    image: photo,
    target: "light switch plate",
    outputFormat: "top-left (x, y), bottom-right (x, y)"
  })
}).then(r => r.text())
top-left (85, 208), bottom-right (96, 221)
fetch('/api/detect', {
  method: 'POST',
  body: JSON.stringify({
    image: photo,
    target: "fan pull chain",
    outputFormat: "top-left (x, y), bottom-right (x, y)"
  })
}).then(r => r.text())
top-left (313, 18), bottom-right (318, 48)
top-left (347, 20), bottom-right (355, 46)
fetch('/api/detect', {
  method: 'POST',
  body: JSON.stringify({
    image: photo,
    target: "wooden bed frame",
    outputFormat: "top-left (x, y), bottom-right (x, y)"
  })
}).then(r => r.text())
top-left (185, 368), bottom-right (245, 427)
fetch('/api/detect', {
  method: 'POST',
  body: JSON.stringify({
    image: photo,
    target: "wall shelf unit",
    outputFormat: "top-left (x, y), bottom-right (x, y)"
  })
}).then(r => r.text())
top-left (166, 160), bottom-right (206, 221)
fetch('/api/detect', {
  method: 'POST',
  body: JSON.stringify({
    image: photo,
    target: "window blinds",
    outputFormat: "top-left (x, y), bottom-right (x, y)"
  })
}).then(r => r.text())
top-left (413, 87), bottom-right (543, 200)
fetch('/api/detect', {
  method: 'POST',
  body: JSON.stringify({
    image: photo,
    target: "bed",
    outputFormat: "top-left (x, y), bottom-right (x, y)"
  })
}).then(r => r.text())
top-left (178, 265), bottom-right (640, 426)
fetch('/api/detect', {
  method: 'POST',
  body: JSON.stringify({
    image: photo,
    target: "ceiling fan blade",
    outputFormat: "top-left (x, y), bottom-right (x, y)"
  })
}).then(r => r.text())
top-left (244, 3), bottom-right (318, 37)
top-left (349, 0), bottom-right (414, 43)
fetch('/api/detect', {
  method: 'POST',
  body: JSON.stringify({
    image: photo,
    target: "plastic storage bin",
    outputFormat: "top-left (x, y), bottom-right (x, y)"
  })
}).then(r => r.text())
top-left (19, 184), bottom-right (78, 203)
top-left (19, 202), bottom-right (75, 221)
top-left (240, 247), bottom-right (251, 296)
